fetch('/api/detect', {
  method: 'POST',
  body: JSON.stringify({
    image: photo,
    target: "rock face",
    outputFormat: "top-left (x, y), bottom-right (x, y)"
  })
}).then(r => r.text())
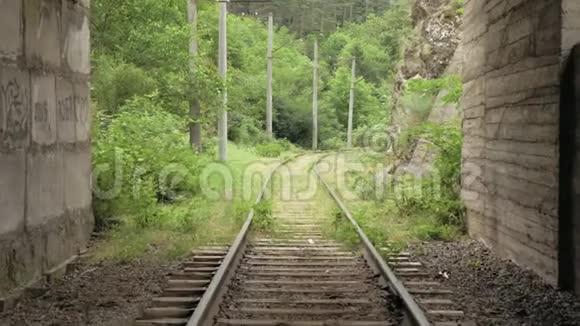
top-left (392, 0), bottom-right (463, 175)
top-left (397, 43), bottom-right (464, 177)
top-left (0, 0), bottom-right (93, 300)
top-left (401, 0), bottom-right (461, 80)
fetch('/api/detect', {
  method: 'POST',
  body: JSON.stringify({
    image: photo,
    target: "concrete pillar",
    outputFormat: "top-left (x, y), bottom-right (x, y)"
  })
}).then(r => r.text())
top-left (0, 0), bottom-right (92, 299)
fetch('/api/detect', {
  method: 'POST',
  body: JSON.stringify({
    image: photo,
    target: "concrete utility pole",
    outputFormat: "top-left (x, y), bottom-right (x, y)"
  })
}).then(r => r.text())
top-left (218, 0), bottom-right (228, 161)
top-left (365, 0), bottom-right (369, 17)
top-left (266, 12), bottom-right (273, 138)
top-left (347, 57), bottom-right (356, 148)
top-left (312, 39), bottom-right (319, 151)
top-left (349, 4), bottom-right (353, 20)
top-left (188, 0), bottom-right (202, 152)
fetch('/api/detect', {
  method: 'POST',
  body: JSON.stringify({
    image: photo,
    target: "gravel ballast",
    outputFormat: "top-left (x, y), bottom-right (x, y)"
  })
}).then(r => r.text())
top-left (0, 258), bottom-right (175, 326)
top-left (412, 239), bottom-right (580, 326)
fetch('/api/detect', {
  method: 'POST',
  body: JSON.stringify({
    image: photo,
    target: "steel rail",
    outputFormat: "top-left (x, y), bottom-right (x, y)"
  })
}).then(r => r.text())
top-left (187, 154), bottom-right (302, 326)
top-left (312, 153), bottom-right (431, 326)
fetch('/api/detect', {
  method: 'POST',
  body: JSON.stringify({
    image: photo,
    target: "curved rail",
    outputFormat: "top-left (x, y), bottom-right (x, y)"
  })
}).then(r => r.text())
top-left (187, 154), bottom-right (302, 326)
top-left (312, 153), bottom-right (431, 326)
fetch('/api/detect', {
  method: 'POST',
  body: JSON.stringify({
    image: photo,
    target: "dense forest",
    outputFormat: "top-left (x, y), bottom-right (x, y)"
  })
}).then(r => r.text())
top-left (229, 0), bottom-right (395, 36)
top-left (90, 0), bottom-right (464, 259)
top-left (91, 0), bottom-right (410, 149)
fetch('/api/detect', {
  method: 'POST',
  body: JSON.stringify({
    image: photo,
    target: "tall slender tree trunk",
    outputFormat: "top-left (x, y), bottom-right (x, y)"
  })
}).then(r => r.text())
top-left (365, 0), bottom-right (369, 18)
top-left (300, 10), bottom-right (304, 36)
top-left (349, 4), bottom-right (353, 21)
top-left (188, 0), bottom-right (202, 152)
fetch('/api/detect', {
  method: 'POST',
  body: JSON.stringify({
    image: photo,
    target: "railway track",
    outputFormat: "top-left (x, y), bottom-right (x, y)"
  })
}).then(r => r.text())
top-left (213, 200), bottom-right (398, 326)
top-left (134, 154), bottom-right (471, 326)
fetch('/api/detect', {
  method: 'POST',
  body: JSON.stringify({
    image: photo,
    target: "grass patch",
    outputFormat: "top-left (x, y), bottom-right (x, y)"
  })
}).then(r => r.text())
top-left (253, 199), bottom-right (276, 233)
top-left (316, 150), bottom-right (464, 256)
top-left (312, 159), bottom-right (362, 251)
top-left (327, 209), bottom-right (360, 250)
top-left (91, 142), bottom-right (288, 264)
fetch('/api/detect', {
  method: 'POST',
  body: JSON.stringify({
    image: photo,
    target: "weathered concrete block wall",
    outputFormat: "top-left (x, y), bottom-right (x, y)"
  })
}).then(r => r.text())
top-left (461, 0), bottom-right (565, 285)
top-left (0, 0), bottom-right (92, 297)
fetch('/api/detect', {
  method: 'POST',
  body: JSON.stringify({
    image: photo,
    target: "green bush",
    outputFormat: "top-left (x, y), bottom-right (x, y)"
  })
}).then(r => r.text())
top-left (392, 121), bottom-right (465, 229)
top-left (323, 136), bottom-right (346, 150)
top-left (227, 200), bottom-right (253, 226)
top-left (92, 95), bottom-right (212, 229)
top-left (230, 115), bottom-right (270, 145)
top-left (254, 140), bottom-right (288, 158)
top-left (418, 121), bottom-right (465, 227)
top-left (405, 75), bottom-right (463, 105)
top-left (415, 223), bottom-right (458, 241)
top-left (340, 120), bottom-right (465, 249)
top-left (93, 58), bottom-right (157, 114)
top-left (331, 213), bottom-right (361, 249)
top-left (453, 0), bottom-right (465, 16)
top-left (253, 200), bottom-right (274, 231)
top-left (353, 121), bottom-right (393, 150)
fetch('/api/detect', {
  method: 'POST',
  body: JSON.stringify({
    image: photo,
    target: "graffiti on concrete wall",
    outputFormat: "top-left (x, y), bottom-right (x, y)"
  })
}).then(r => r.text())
top-left (34, 101), bottom-right (48, 123)
top-left (0, 78), bottom-right (29, 146)
top-left (57, 96), bottom-right (75, 122)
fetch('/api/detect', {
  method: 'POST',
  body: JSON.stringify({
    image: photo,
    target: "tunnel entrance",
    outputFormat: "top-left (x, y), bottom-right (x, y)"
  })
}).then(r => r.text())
top-left (559, 44), bottom-right (580, 293)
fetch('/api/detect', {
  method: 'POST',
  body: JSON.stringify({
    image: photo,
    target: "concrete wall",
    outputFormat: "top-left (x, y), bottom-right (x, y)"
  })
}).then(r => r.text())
top-left (0, 0), bottom-right (92, 297)
top-left (462, 0), bottom-right (561, 285)
top-left (461, 0), bottom-right (580, 288)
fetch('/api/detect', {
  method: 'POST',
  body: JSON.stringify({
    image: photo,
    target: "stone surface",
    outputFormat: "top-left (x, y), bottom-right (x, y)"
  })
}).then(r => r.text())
top-left (56, 76), bottom-right (75, 144)
top-left (63, 149), bottom-right (91, 210)
top-left (61, 5), bottom-right (90, 74)
top-left (0, 151), bottom-right (26, 235)
top-left (74, 81), bottom-right (90, 142)
top-left (44, 218), bottom-right (77, 269)
top-left (0, 1), bottom-right (22, 60)
top-left (24, 0), bottom-right (60, 68)
top-left (31, 74), bottom-right (57, 145)
top-left (0, 66), bottom-right (30, 150)
top-left (26, 150), bottom-right (64, 226)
